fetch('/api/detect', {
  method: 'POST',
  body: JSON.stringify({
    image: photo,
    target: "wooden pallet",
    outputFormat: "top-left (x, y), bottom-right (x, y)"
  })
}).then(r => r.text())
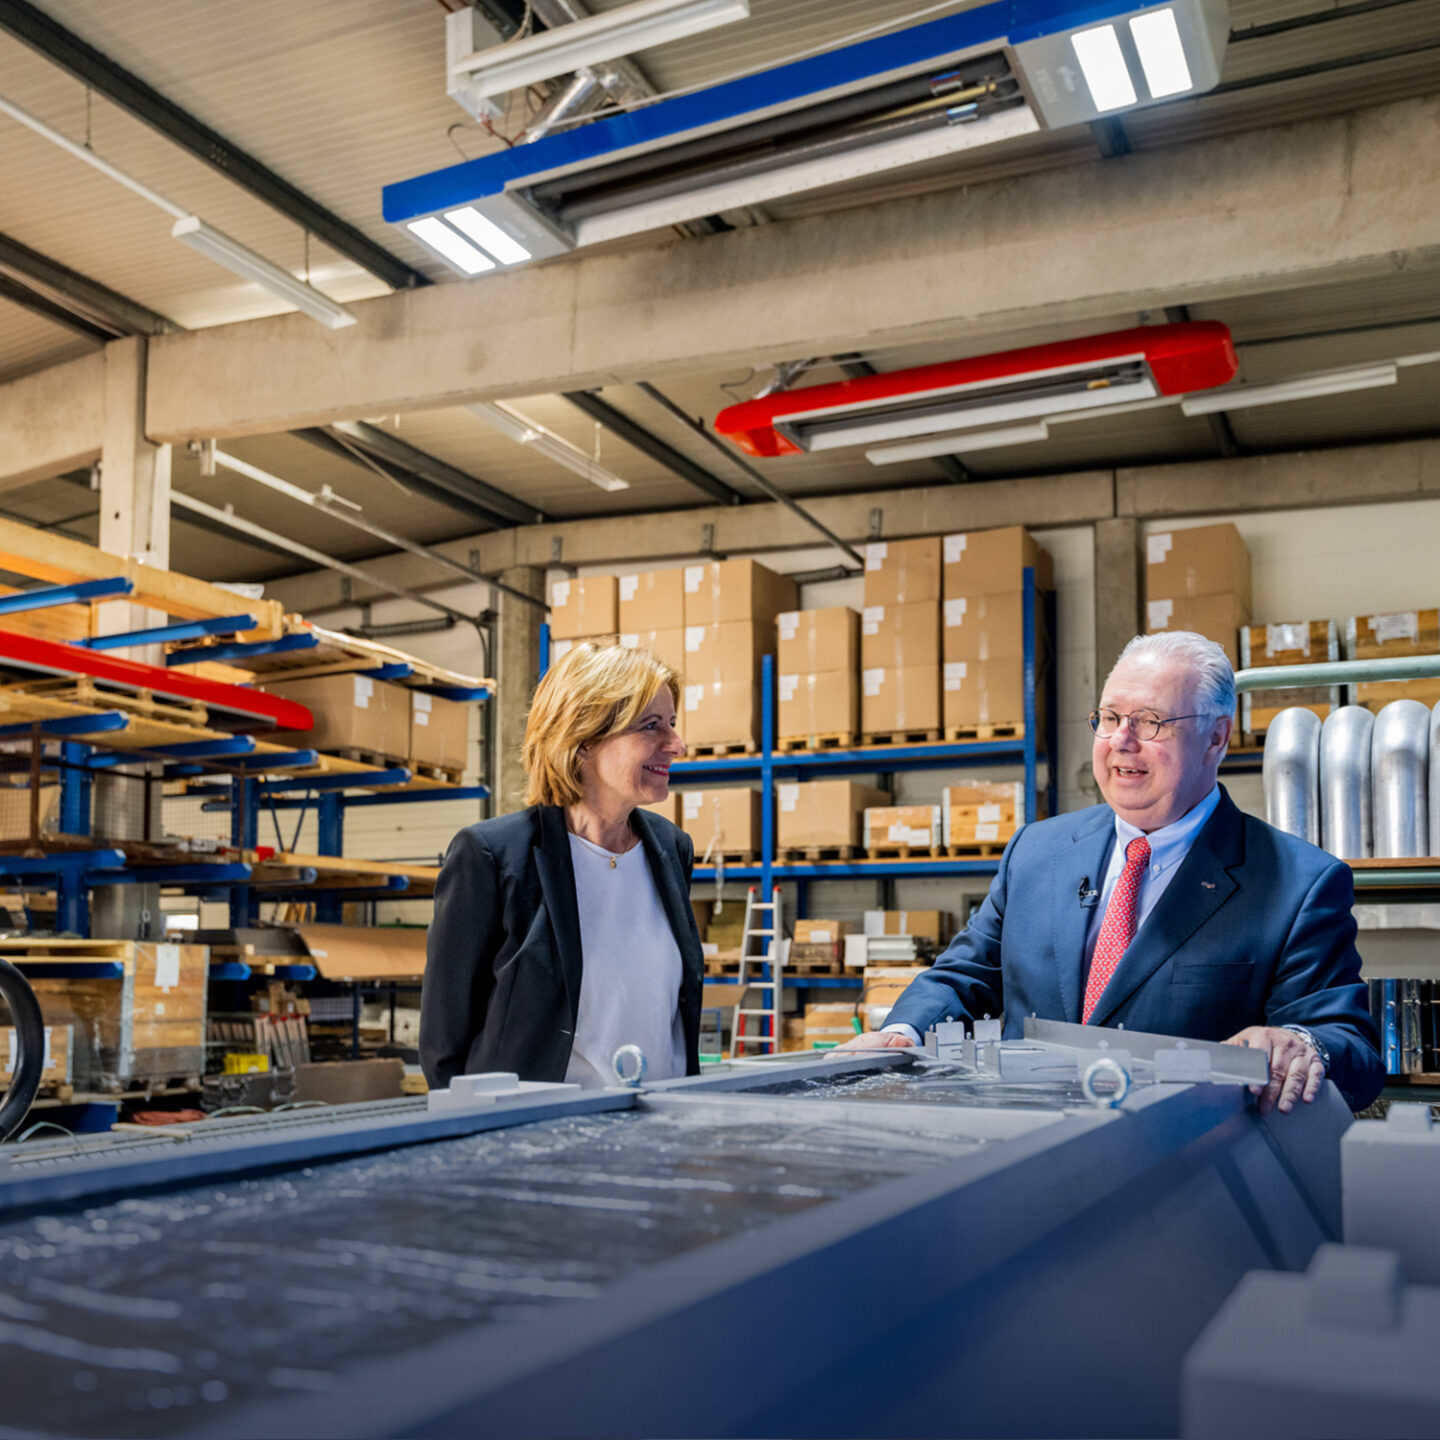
top-left (944, 723), bottom-right (1025, 742)
top-left (943, 841), bottom-right (1008, 858)
top-left (686, 739), bottom-right (759, 758)
top-left (331, 747), bottom-right (413, 771)
top-left (775, 732), bottom-right (857, 753)
top-left (411, 762), bottom-right (465, 786)
top-left (861, 729), bottom-right (942, 747)
top-left (787, 957), bottom-right (845, 976)
top-left (0, 677), bottom-right (209, 728)
top-left (864, 844), bottom-right (944, 861)
top-left (703, 958), bottom-right (743, 977)
top-left (777, 845), bottom-right (859, 863)
top-left (696, 849), bottom-right (757, 867)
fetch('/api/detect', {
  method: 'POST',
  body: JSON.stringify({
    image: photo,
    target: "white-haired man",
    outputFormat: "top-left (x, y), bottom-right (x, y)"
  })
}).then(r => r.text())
top-left (844, 631), bottom-right (1384, 1113)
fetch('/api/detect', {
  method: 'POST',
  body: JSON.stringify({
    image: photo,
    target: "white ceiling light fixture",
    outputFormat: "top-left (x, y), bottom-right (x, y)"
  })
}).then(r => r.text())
top-left (1070, 25), bottom-right (1138, 112)
top-left (866, 422), bottom-right (1052, 465)
top-left (445, 207), bottom-right (531, 265)
top-left (405, 217), bottom-right (495, 276)
top-left (450, 0), bottom-right (751, 102)
top-left (1130, 8), bottom-right (1194, 98)
top-left (470, 402), bottom-right (630, 492)
top-left (0, 91), bottom-right (357, 329)
top-left (1180, 365), bottom-right (1399, 415)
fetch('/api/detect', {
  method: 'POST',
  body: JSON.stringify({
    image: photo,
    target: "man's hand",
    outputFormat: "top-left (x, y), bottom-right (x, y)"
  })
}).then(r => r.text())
top-left (1223, 1026), bottom-right (1325, 1115)
top-left (836, 1030), bottom-right (916, 1051)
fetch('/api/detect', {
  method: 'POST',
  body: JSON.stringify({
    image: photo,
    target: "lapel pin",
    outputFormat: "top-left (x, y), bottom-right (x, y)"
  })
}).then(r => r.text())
top-left (1201, 881), bottom-right (1216, 890)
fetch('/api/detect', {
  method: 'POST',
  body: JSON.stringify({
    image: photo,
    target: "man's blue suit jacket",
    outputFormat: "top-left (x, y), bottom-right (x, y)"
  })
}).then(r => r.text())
top-left (886, 786), bottom-right (1384, 1108)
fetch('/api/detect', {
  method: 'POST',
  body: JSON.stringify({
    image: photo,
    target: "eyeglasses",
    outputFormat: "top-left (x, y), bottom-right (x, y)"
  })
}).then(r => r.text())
top-left (1088, 708), bottom-right (1210, 740)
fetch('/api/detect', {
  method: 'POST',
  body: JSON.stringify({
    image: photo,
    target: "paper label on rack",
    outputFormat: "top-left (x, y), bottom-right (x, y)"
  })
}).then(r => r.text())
top-left (685, 626), bottom-right (705, 652)
top-left (975, 823), bottom-right (1000, 842)
top-left (944, 534), bottom-right (966, 564)
top-left (1146, 533), bottom-right (1173, 565)
top-left (1266, 622), bottom-right (1310, 656)
top-left (683, 566), bottom-right (703, 593)
top-left (778, 784), bottom-right (799, 812)
top-left (552, 580), bottom-right (571, 607)
top-left (944, 661), bottom-right (967, 692)
top-left (865, 543), bottom-right (887, 571)
top-left (619, 575), bottom-right (639, 602)
top-left (1374, 611), bottom-right (1419, 644)
top-left (619, 632), bottom-right (638, 648)
top-left (155, 944), bottom-right (181, 992)
top-left (944, 598), bottom-right (968, 627)
top-left (862, 667), bottom-right (885, 698)
top-left (778, 674), bottom-right (799, 702)
top-left (353, 675), bottom-right (373, 708)
top-left (777, 612), bottom-right (799, 640)
top-left (683, 793), bottom-right (703, 819)
top-left (684, 684), bottom-right (703, 712)
top-left (862, 606), bottom-right (884, 635)
top-left (413, 692), bottom-right (432, 713)
top-left (1148, 599), bottom-right (1174, 630)
top-left (978, 804), bottom-right (1003, 824)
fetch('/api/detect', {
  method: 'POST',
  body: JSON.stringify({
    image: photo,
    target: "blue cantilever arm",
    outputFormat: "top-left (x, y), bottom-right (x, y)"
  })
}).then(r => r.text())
top-left (0, 577), bottom-right (132, 614)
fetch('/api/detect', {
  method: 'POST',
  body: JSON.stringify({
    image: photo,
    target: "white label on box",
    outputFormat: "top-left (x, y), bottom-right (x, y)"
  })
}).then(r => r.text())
top-left (683, 793), bottom-right (703, 818)
top-left (619, 575), bottom-right (639, 602)
top-left (618, 632), bottom-right (638, 648)
top-left (865, 542), bottom-right (888, 571)
top-left (552, 579), bottom-right (571, 606)
top-left (685, 626), bottom-right (706, 652)
top-left (975, 823), bottom-right (1000, 842)
top-left (886, 824), bottom-right (909, 843)
top-left (155, 943), bottom-right (181, 992)
top-left (778, 674), bottom-right (799, 702)
top-left (413, 692), bottom-right (432, 713)
top-left (943, 598), bottom-right (968, 627)
top-left (552, 639), bottom-right (573, 662)
top-left (1266, 622), bottom-right (1309, 656)
top-left (1146, 533), bottom-right (1173, 565)
top-left (414, 710), bottom-right (429, 726)
top-left (944, 661), bottom-right (967, 692)
top-left (909, 827), bottom-right (931, 846)
top-left (863, 910), bottom-right (884, 937)
top-left (1147, 599), bottom-right (1174, 630)
top-left (701, 942), bottom-right (718, 958)
top-left (777, 612), bottom-right (799, 640)
top-left (807, 928), bottom-right (832, 944)
top-left (862, 667), bottom-right (885, 698)
top-left (353, 675), bottom-right (373, 708)
top-left (977, 803), bottom-right (1002, 824)
top-left (154, 1002), bottom-right (166, 1016)
top-left (944, 534), bottom-right (967, 564)
top-left (778, 784), bottom-right (799, 812)
top-left (684, 683), bottom-right (703, 712)
top-left (1374, 610), bottom-right (1420, 644)
top-left (862, 606), bottom-right (884, 635)
top-left (683, 566), bottom-right (703, 593)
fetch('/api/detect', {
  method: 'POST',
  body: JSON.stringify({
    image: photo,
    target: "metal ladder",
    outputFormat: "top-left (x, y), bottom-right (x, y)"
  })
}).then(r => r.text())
top-left (729, 884), bottom-right (784, 1058)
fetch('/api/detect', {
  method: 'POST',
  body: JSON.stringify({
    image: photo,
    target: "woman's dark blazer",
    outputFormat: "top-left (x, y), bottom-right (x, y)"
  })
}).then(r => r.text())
top-left (420, 803), bottom-right (706, 1087)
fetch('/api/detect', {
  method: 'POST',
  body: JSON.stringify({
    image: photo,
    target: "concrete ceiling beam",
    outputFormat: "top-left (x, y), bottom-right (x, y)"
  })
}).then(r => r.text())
top-left (0, 352), bottom-right (105, 489)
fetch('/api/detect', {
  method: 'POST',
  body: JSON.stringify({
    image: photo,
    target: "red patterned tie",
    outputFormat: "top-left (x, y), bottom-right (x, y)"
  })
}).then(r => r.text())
top-left (1083, 836), bottom-right (1151, 1024)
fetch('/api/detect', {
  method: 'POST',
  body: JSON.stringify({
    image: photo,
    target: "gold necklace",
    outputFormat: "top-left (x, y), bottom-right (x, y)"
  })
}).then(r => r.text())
top-left (573, 831), bottom-right (629, 868)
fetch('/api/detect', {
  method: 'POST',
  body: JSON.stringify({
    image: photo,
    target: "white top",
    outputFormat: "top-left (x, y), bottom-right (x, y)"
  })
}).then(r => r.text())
top-left (564, 832), bottom-right (687, 1089)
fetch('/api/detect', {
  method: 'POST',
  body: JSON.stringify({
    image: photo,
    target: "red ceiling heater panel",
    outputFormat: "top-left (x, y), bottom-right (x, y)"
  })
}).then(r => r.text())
top-left (714, 323), bottom-right (1238, 458)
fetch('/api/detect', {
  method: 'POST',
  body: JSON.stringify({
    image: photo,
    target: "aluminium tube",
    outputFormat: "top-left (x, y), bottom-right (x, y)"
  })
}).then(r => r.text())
top-left (1320, 705), bottom-right (1374, 859)
top-left (1371, 699), bottom-right (1431, 858)
top-left (1430, 702), bottom-right (1440, 855)
top-left (1262, 707), bottom-right (1322, 845)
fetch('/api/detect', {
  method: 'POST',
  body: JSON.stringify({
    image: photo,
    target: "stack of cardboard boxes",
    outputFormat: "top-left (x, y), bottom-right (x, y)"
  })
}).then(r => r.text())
top-left (548, 576), bottom-right (620, 664)
top-left (861, 537), bottom-right (943, 739)
top-left (942, 526), bottom-right (1054, 735)
top-left (618, 571), bottom-right (688, 737)
top-left (1144, 522), bottom-right (1252, 668)
top-left (776, 607), bottom-right (860, 745)
top-left (1238, 620), bottom-right (1341, 735)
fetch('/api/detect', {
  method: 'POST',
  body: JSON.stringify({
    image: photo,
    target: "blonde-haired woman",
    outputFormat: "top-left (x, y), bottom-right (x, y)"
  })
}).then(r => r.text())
top-left (421, 643), bottom-right (701, 1089)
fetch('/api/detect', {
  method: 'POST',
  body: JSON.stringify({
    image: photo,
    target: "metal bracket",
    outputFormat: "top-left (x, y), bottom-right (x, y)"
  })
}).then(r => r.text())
top-left (551, 536), bottom-right (564, 564)
top-left (869, 508), bottom-right (883, 539)
top-left (701, 522), bottom-right (716, 554)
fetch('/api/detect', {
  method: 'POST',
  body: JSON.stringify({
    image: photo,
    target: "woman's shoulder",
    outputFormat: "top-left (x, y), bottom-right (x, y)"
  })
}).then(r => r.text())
top-left (450, 805), bottom-right (548, 857)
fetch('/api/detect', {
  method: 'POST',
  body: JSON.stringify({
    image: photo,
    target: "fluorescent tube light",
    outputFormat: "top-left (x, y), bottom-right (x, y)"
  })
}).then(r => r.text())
top-left (1180, 365), bottom-right (1398, 415)
top-left (1129, 9), bottom-right (1193, 98)
top-left (1071, 25), bottom-right (1137, 112)
top-left (452, 0), bottom-right (750, 102)
top-left (470, 402), bottom-right (630, 492)
top-left (445, 207), bottom-right (532, 265)
top-left (171, 217), bottom-right (357, 329)
top-left (866, 422), bottom-right (1051, 465)
top-left (405, 217), bottom-right (495, 276)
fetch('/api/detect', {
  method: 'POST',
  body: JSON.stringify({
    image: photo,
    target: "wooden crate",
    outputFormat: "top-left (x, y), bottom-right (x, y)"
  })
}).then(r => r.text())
top-left (1, 1021), bottom-right (73, 1087)
top-left (12, 941), bottom-right (209, 1091)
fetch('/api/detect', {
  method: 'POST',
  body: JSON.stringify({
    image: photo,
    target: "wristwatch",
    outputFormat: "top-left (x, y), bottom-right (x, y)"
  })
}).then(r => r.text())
top-left (1281, 1024), bottom-right (1331, 1076)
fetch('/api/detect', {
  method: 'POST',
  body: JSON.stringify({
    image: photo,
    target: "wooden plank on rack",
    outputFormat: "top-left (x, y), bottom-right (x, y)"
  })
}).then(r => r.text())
top-left (271, 852), bottom-right (440, 882)
top-left (294, 924), bottom-right (428, 981)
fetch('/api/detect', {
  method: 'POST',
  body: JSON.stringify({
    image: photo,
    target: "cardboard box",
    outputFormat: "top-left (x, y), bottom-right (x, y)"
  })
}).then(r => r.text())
top-left (550, 575), bottom-right (619, 639)
top-left (861, 665), bottom-right (941, 735)
top-left (683, 620), bottom-right (771, 686)
top-left (943, 590), bottom-right (1028, 664)
top-left (264, 673), bottom-right (411, 760)
top-left (777, 670), bottom-right (859, 743)
top-left (681, 787), bottom-right (762, 858)
top-left (550, 635), bottom-right (619, 667)
top-left (943, 526), bottom-right (1053, 597)
top-left (795, 919), bottom-right (854, 944)
top-left (619, 626), bottom-right (687, 678)
top-left (943, 782), bottom-right (1025, 846)
top-left (295, 925), bottom-right (428, 981)
top-left (863, 536), bottom-right (942, 607)
top-left (682, 558), bottom-right (797, 627)
top-left (410, 691), bottom-right (469, 772)
top-left (863, 805), bottom-right (941, 850)
top-left (638, 794), bottom-right (680, 824)
top-left (1146, 523), bottom-right (1252, 611)
top-left (863, 910), bottom-right (951, 943)
top-left (1, 1022), bottom-right (72, 1086)
top-left (1145, 592), bottom-right (1250, 666)
top-left (861, 601), bottom-right (941, 670)
top-left (618, 569), bottom-right (685, 633)
top-left (776, 779), bottom-right (890, 851)
top-left (860, 967), bottom-right (924, 1026)
top-left (1348, 609), bottom-right (1440, 661)
top-left (805, 1001), bottom-right (860, 1043)
top-left (1240, 620), bottom-right (1340, 734)
top-left (683, 680), bottom-right (759, 747)
top-left (777, 607), bottom-right (859, 675)
top-left (943, 658), bottom-right (1044, 731)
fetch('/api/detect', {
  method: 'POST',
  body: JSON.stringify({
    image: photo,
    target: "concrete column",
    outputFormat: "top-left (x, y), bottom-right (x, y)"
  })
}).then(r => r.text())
top-left (495, 567), bottom-right (545, 816)
top-left (1093, 518), bottom-right (1143, 688)
top-left (92, 337), bottom-right (170, 940)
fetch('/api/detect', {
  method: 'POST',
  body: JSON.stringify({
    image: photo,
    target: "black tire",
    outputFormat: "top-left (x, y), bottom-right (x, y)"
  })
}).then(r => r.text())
top-left (0, 958), bottom-right (44, 1143)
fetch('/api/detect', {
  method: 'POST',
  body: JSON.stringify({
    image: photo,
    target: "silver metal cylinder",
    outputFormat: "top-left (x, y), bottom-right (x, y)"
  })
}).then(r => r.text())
top-left (1371, 699), bottom-right (1431, 858)
top-left (1429, 703), bottom-right (1440, 855)
top-left (1262, 707), bottom-right (1322, 844)
top-left (1320, 705), bottom-right (1374, 859)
